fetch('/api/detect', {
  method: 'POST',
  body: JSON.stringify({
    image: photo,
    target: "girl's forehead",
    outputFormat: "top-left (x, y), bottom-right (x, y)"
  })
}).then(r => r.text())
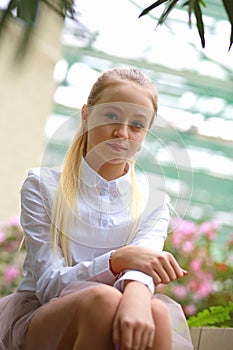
top-left (95, 81), bottom-right (155, 110)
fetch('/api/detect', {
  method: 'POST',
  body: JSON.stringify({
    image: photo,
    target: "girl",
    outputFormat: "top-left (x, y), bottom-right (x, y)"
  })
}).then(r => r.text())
top-left (0, 67), bottom-right (193, 350)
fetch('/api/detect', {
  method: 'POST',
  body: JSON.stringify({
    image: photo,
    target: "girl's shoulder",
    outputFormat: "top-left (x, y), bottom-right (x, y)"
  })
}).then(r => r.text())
top-left (26, 166), bottom-right (61, 182)
top-left (21, 168), bottom-right (62, 211)
top-left (22, 167), bottom-right (62, 194)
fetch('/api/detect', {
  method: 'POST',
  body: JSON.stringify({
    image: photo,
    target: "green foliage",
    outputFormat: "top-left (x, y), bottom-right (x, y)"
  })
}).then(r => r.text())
top-left (187, 302), bottom-right (233, 327)
top-left (223, 0), bottom-right (233, 50)
top-left (139, 0), bottom-right (233, 50)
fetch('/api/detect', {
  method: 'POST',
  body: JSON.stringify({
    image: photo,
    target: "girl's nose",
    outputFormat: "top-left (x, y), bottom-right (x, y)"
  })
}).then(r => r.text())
top-left (113, 123), bottom-right (129, 139)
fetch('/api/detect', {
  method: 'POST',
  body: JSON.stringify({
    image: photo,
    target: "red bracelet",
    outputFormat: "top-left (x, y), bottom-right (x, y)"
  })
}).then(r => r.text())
top-left (109, 250), bottom-right (118, 276)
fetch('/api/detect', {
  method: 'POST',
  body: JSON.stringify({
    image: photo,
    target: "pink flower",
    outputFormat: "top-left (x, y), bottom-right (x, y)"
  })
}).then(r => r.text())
top-left (196, 281), bottom-right (213, 298)
top-left (0, 231), bottom-right (6, 244)
top-left (172, 231), bottom-right (183, 247)
top-left (4, 266), bottom-right (20, 284)
top-left (190, 275), bottom-right (213, 299)
top-left (172, 285), bottom-right (187, 299)
top-left (190, 258), bottom-right (202, 272)
top-left (189, 279), bottom-right (199, 292)
top-left (199, 221), bottom-right (218, 241)
top-left (184, 304), bottom-right (196, 316)
top-left (182, 240), bottom-right (195, 253)
top-left (174, 220), bottom-right (197, 236)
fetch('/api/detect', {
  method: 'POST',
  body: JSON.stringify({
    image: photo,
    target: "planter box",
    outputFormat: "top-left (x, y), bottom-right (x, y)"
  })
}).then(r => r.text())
top-left (190, 327), bottom-right (233, 350)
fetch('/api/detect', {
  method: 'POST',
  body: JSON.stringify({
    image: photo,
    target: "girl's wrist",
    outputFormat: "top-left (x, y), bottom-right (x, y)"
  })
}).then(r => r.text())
top-left (109, 250), bottom-right (118, 276)
top-left (109, 246), bottom-right (132, 275)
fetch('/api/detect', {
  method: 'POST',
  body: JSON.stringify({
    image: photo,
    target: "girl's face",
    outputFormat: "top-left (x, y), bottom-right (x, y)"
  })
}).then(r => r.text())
top-left (82, 81), bottom-right (155, 178)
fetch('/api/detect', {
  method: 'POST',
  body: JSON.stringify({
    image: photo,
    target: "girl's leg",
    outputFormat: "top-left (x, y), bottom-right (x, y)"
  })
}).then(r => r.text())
top-left (23, 283), bottom-right (122, 350)
top-left (151, 298), bottom-right (172, 350)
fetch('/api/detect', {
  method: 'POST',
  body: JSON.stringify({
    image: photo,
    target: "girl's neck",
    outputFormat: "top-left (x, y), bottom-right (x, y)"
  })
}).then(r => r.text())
top-left (98, 161), bottom-right (128, 181)
top-left (84, 154), bottom-right (128, 181)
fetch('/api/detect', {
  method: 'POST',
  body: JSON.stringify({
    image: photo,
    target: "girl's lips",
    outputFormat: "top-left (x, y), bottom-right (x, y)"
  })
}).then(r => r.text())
top-left (107, 143), bottom-right (127, 151)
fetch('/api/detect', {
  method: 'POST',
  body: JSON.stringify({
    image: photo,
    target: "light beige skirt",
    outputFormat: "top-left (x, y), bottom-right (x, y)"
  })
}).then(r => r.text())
top-left (0, 282), bottom-right (194, 350)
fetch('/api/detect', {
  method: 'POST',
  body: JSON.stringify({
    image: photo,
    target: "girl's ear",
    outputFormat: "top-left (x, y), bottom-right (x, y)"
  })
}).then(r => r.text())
top-left (81, 104), bottom-right (88, 122)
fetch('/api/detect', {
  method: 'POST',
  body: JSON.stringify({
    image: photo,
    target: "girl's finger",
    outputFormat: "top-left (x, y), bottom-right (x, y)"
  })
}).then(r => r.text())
top-left (147, 328), bottom-right (155, 349)
top-left (137, 328), bottom-right (154, 350)
top-left (151, 270), bottom-right (162, 285)
top-left (112, 320), bottom-right (121, 349)
top-left (152, 259), bottom-right (175, 283)
top-left (182, 269), bottom-right (189, 276)
top-left (120, 323), bottom-right (133, 350)
top-left (133, 327), bottom-right (145, 350)
top-left (168, 254), bottom-right (185, 279)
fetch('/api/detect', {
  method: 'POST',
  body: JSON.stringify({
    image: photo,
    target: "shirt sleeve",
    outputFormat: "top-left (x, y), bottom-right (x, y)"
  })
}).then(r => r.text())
top-left (20, 169), bottom-right (117, 304)
top-left (114, 193), bottom-right (170, 294)
top-left (131, 199), bottom-right (170, 250)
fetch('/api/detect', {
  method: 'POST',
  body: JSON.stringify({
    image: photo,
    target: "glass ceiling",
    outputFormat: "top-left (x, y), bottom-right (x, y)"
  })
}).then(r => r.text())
top-left (44, 0), bottom-right (233, 236)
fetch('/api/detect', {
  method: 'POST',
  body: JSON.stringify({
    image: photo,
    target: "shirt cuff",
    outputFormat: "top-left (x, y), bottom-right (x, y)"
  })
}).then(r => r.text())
top-left (113, 270), bottom-right (155, 294)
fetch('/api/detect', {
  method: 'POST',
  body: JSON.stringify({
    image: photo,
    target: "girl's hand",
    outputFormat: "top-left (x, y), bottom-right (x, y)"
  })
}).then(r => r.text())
top-left (113, 281), bottom-right (155, 350)
top-left (111, 245), bottom-right (187, 286)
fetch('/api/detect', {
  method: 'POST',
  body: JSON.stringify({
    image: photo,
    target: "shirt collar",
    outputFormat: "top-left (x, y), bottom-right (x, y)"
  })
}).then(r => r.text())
top-left (80, 157), bottom-right (131, 195)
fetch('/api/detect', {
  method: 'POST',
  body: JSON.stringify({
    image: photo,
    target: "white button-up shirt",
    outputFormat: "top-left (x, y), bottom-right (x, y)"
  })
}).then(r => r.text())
top-left (18, 158), bottom-right (170, 304)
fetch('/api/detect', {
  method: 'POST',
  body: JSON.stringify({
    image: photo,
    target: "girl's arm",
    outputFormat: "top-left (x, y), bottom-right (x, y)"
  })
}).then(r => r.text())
top-left (110, 198), bottom-right (187, 290)
top-left (20, 169), bottom-right (118, 304)
top-left (113, 281), bottom-right (155, 350)
top-left (111, 245), bottom-right (186, 286)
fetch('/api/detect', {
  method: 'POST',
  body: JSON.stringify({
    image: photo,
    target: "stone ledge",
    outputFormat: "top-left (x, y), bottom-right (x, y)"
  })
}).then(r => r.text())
top-left (190, 327), bottom-right (233, 350)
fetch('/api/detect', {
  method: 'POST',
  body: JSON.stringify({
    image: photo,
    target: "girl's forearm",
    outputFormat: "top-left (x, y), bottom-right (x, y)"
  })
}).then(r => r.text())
top-left (110, 245), bottom-right (186, 286)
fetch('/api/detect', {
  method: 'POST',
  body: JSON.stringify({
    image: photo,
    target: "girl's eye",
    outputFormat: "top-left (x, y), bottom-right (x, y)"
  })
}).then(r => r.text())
top-left (131, 121), bottom-right (145, 129)
top-left (105, 113), bottom-right (118, 121)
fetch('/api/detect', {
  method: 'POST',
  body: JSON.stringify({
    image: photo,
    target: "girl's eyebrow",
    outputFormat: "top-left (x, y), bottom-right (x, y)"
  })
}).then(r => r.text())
top-left (101, 104), bottom-right (124, 113)
top-left (101, 104), bottom-right (151, 122)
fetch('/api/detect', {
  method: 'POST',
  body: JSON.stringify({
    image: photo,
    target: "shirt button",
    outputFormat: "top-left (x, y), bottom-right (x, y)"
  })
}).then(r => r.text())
top-left (101, 219), bottom-right (108, 227)
top-left (112, 191), bottom-right (118, 198)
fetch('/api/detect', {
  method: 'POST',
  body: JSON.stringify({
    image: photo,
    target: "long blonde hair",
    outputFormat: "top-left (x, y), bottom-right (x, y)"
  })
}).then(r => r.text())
top-left (51, 67), bottom-right (158, 266)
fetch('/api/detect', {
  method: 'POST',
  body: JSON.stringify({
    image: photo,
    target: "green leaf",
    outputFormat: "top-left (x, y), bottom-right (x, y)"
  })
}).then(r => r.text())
top-left (222, 0), bottom-right (233, 50)
top-left (188, 302), bottom-right (233, 327)
top-left (199, 0), bottom-right (206, 7)
top-left (182, 0), bottom-right (193, 28)
top-left (157, 0), bottom-right (179, 27)
top-left (194, 0), bottom-right (205, 48)
top-left (138, 0), bottom-right (169, 18)
top-left (222, 0), bottom-right (233, 23)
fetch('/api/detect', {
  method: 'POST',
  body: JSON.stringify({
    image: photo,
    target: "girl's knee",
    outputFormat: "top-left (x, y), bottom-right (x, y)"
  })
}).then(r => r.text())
top-left (151, 298), bottom-right (170, 323)
top-left (77, 285), bottom-right (122, 320)
top-left (77, 285), bottom-right (122, 332)
top-left (84, 285), bottom-right (122, 310)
